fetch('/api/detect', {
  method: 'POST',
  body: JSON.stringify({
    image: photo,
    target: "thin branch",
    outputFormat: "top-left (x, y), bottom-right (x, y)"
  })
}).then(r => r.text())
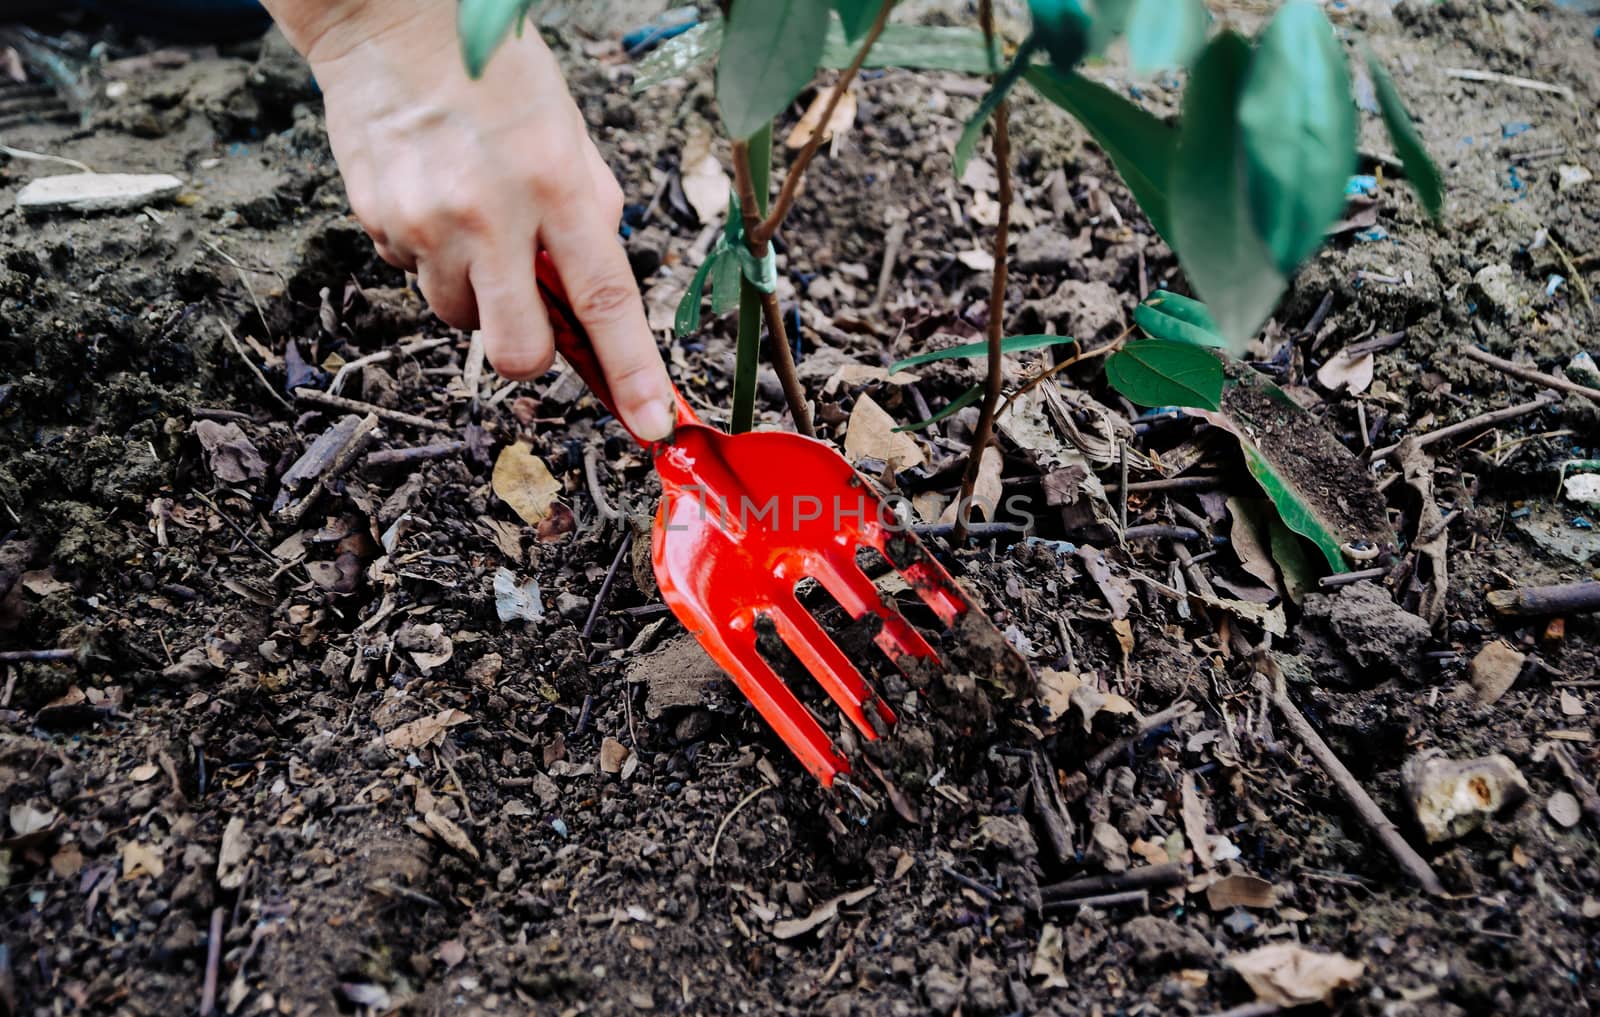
top-left (1369, 393), bottom-right (1556, 461)
top-left (731, 139), bottom-right (814, 436)
top-left (1460, 344), bottom-right (1600, 403)
top-left (752, 0), bottom-right (894, 247)
top-left (954, 0), bottom-right (1011, 545)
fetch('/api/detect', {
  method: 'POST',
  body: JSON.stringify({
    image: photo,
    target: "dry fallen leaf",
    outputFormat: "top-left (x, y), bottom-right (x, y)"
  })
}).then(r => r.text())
top-left (9, 802), bottom-right (57, 837)
top-left (771, 886), bottom-right (876, 940)
top-left (191, 420), bottom-right (267, 483)
top-left (130, 762), bottom-right (160, 783)
top-left (1030, 923), bottom-right (1070, 990)
top-left (1182, 773), bottom-right (1214, 870)
top-left (217, 815), bottom-right (250, 890)
top-left (1038, 668), bottom-right (1081, 722)
top-left (122, 840), bottom-right (166, 880)
top-left (50, 845), bottom-right (83, 879)
top-left (1226, 497), bottom-right (1279, 589)
top-left (1469, 639), bottom-right (1525, 704)
top-left (439, 939), bottom-right (467, 969)
top-left (385, 708), bottom-right (471, 750)
top-left (843, 393), bottom-right (924, 470)
top-left (424, 810), bottom-right (481, 861)
top-left (1227, 943), bottom-right (1363, 1007)
top-left (493, 442), bottom-right (564, 527)
top-left (1130, 838), bottom-right (1170, 865)
top-left (785, 83), bottom-right (857, 149)
top-left (957, 248), bottom-right (996, 272)
top-left (1205, 873), bottom-right (1279, 910)
top-left (1315, 348), bottom-right (1374, 394)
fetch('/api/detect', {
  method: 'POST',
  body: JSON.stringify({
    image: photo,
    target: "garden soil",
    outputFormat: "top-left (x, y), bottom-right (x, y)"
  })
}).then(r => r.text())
top-left (2, 2), bottom-right (1599, 1015)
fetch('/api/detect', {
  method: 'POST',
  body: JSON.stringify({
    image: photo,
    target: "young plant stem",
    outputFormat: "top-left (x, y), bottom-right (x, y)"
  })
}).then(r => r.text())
top-left (732, 130), bottom-right (815, 436)
top-left (751, 0), bottom-right (894, 247)
top-left (730, 124), bottom-right (772, 435)
top-left (953, 0), bottom-right (1011, 545)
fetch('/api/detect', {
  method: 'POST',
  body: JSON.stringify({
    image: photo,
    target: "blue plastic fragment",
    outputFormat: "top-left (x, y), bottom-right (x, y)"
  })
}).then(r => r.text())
top-left (1356, 227), bottom-right (1390, 243)
top-left (1502, 121), bottom-right (1533, 138)
top-left (623, 8), bottom-right (699, 55)
top-left (552, 817), bottom-right (569, 837)
top-left (1547, 275), bottom-right (1566, 296)
top-left (1506, 166), bottom-right (1526, 193)
top-left (1510, 507), bottom-right (1531, 519)
top-left (1346, 174), bottom-right (1378, 197)
top-left (1574, 517), bottom-right (1593, 530)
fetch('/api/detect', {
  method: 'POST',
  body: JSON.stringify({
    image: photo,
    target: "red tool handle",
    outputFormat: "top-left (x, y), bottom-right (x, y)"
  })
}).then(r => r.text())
top-left (533, 251), bottom-right (698, 445)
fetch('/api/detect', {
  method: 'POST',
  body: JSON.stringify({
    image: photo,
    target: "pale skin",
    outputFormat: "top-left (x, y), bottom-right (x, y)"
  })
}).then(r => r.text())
top-left (260, 0), bottom-right (676, 441)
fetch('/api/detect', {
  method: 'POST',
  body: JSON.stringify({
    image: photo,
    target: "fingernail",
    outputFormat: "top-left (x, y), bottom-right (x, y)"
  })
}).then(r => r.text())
top-left (633, 400), bottom-right (675, 444)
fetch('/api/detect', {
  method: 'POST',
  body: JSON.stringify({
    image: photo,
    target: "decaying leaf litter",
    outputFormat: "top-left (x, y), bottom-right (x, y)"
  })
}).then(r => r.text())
top-left (2, 1), bottom-right (1599, 1015)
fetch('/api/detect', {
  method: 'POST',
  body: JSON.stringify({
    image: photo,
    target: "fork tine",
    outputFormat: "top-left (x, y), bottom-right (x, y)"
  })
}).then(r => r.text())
top-left (769, 599), bottom-right (897, 739)
top-left (695, 620), bottom-right (851, 785)
top-left (860, 527), bottom-right (969, 628)
top-left (811, 554), bottom-right (941, 664)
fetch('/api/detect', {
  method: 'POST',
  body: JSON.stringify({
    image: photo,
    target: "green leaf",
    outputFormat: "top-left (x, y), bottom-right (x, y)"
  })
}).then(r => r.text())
top-left (1366, 50), bottom-right (1444, 222)
top-left (632, 20), bottom-right (722, 93)
top-left (1023, 65), bottom-right (1178, 244)
top-left (1028, 0), bottom-right (1092, 72)
top-left (889, 334), bottom-right (1076, 374)
top-left (894, 384), bottom-right (984, 432)
top-left (833, 0), bottom-right (879, 41)
top-left (1124, 0), bottom-right (1208, 73)
top-left (710, 246), bottom-right (743, 315)
top-left (674, 250), bottom-right (724, 338)
top-left (953, 39), bottom-right (1037, 179)
top-left (1169, 32), bottom-right (1286, 354)
top-left (1237, 0), bottom-right (1357, 274)
top-left (822, 23), bottom-right (999, 73)
top-left (1104, 340), bottom-right (1223, 410)
top-left (1133, 290), bottom-right (1225, 348)
top-left (717, 0), bottom-right (832, 141)
top-left (458, 0), bottom-right (538, 79)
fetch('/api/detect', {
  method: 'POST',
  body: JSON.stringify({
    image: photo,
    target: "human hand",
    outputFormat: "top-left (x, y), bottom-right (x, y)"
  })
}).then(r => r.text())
top-left (260, 0), bottom-right (675, 441)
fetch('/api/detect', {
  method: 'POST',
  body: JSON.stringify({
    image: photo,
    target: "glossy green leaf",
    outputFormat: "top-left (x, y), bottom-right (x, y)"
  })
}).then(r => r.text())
top-left (710, 246), bottom-right (742, 315)
top-left (822, 23), bottom-right (999, 72)
top-left (1169, 32), bottom-right (1285, 354)
top-left (889, 334), bottom-right (1076, 374)
top-left (953, 39), bottom-right (1037, 179)
top-left (1134, 290), bottom-right (1225, 348)
top-left (1367, 50), bottom-right (1444, 222)
top-left (1023, 65), bottom-right (1178, 244)
top-left (1124, 0), bottom-right (1208, 73)
top-left (833, 0), bottom-right (879, 41)
top-left (674, 250), bottom-right (724, 338)
top-left (717, 0), bottom-right (832, 141)
top-left (1236, 440), bottom-right (1343, 572)
top-left (458, 0), bottom-right (537, 79)
top-left (1104, 340), bottom-right (1223, 410)
top-left (632, 20), bottom-right (722, 93)
top-left (1238, 1), bottom-right (1356, 273)
top-left (895, 384), bottom-right (984, 432)
top-left (1028, 0), bottom-right (1092, 72)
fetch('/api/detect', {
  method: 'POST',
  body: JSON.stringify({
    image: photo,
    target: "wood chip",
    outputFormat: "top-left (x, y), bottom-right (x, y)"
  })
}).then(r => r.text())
top-left (424, 810), bottom-right (480, 861)
top-left (18, 172), bottom-right (183, 212)
top-left (1470, 639), bottom-right (1526, 704)
top-left (1206, 873), bottom-right (1279, 910)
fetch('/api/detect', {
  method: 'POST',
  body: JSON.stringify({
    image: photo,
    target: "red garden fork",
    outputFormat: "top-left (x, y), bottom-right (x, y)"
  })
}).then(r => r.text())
top-left (535, 254), bottom-right (1026, 785)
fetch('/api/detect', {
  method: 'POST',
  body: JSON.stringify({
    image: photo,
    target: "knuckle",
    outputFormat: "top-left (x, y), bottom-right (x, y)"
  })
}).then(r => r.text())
top-left (488, 344), bottom-right (555, 381)
top-left (569, 279), bottom-right (638, 324)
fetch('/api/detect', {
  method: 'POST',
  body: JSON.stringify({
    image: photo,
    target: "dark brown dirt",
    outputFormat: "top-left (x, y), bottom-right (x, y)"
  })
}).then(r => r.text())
top-left (3, 3), bottom-right (1600, 1016)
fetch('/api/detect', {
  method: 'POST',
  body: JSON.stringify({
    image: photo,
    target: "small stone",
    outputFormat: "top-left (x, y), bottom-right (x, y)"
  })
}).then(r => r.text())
top-left (977, 814), bottom-right (1038, 863)
top-left (554, 591), bottom-right (590, 620)
top-left (1547, 791), bottom-right (1582, 828)
top-left (1124, 916), bottom-right (1213, 970)
top-left (1402, 752), bottom-right (1530, 843)
top-left (599, 736), bottom-right (630, 775)
top-left (1557, 163), bottom-right (1592, 193)
top-left (1469, 639), bottom-right (1526, 704)
top-left (921, 968), bottom-right (962, 1012)
top-left (1011, 228), bottom-right (1091, 274)
top-left (1087, 821), bottom-right (1131, 874)
top-left (18, 172), bottom-right (184, 213)
top-left (1472, 263), bottom-right (1520, 315)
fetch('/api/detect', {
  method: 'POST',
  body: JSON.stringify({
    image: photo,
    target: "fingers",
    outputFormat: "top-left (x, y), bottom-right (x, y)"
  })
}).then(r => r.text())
top-left (469, 243), bottom-right (555, 381)
top-left (415, 250), bottom-right (478, 331)
top-left (541, 197), bottom-right (674, 442)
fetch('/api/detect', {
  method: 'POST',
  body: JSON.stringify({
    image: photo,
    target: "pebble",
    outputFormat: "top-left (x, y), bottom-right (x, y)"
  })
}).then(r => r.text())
top-left (17, 172), bottom-right (184, 213)
top-left (1403, 752), bottom-right (1530, 843)
top-left (1547, 791), bottom-right (1582, 828)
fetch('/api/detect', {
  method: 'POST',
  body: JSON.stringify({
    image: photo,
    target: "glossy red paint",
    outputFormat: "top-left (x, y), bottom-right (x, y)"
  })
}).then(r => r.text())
top-left (535, 253), bottom-right (990, 785)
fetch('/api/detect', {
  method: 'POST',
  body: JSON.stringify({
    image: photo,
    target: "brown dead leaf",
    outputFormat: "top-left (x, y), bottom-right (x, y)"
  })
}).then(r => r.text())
top-left (1130, 838), bottom-right (1170, 865)
top-left (192, 420), bottom-right (267, 483)
top-left (1038, 669), bottom-right (1081, 722)
top-left (681, 128), bottom-right (729, 224)
top-left (481, 517), bottom-right (525, 562)
top-left (1227, 943), bottom-right (1363, 1007)
top-left (130, 762), bottom-right (159, 783)
top-left (785, 84), bottom-right (856, 149)
top-left (771, 885), bottom-right (875, 940)
top-left (397, 622), bottom-right (454, 673)
top-left (843, 393), bottom-right (924, 470)
top-left (1112, 618), bottom-right (1135, 660)
top-left (600, 736), bottom-right (630, 775)
top-left (20, 570), bottom-right (70, 598)
top-left (121, 840), bottom-right (165, 880)
top-left (1182, 773), bottom-right (1214, 870)
top-left (1206, 873), bottom-right (1279, 910)
top-left (50, 845), bottom-right (83, 878)
top-left (1226, 497), bottom-right (1279, 589)
top-left (1470, 639), bottom-right (1525, 704)
top-left (424, 810), bottom-right (480, 862)
top-left (384, 708), bottom-right (471, 750)
top-left (1315, 348), bottom-right (1374, 394)
top-left (493, 442), bottom-right (563, 527)
top-left (439, 939), bottom-right (467, 969)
